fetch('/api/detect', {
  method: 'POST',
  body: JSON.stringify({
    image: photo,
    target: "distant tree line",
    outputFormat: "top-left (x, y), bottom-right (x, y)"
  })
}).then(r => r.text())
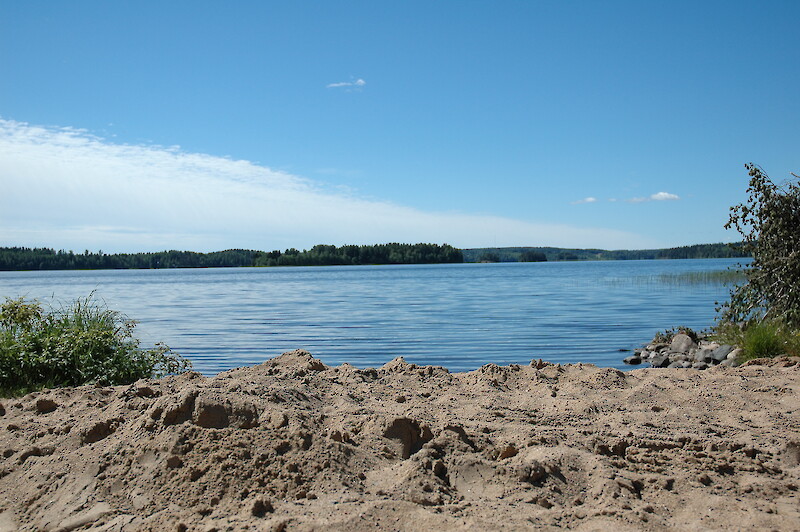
top-left (463, 242), bottom-right (749, 263)
top-left (0, 244), bottom-right (463, 271)
top-left (0, 247), bottom-right (258, 271)
top-left (654, 243), bottom-right (749, 260)
top-left (478, 250), bottom-right (547, 262)
top-left (252, 243), bottom-right (463, 267)
top-left (0, 242), bottom-right (747, 271)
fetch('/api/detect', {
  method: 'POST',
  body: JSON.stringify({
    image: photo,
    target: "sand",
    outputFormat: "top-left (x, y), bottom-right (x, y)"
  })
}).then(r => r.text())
top-left (0, 350), bottom-right (798, 531)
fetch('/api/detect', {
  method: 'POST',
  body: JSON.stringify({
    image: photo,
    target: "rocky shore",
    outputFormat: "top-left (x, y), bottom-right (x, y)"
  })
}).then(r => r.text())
top-left (623, 333), bottom-right (741, 369)
top-left (0, 350), bottom-right (798, 531)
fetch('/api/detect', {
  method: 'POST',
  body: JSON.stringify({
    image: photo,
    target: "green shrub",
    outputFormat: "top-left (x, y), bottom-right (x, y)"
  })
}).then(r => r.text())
top-left (0, 295), bottom-right (191, 396)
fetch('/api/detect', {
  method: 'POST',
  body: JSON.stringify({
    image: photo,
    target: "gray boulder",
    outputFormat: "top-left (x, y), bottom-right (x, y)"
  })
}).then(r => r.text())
top-left (647, 343), bottom-right (669, 352)
top-left (623, 355), bottom-right (642, 365)
top-left (694, 349), bottom-right (713, 363)
top-left (650, 354), bottom-right (671, 368)
top-left (711, 345), bottom-right (735, 363)
top-left (670, 333), bottom-right (697, 353)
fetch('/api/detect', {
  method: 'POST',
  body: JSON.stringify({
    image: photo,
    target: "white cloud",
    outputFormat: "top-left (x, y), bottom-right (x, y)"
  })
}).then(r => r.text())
top-left (0, 119), bottom-right (654, 252)
top-left (571, 197), bottom-right (597, 205)
top-left (326, 78), bottom-right (366, 89)
top-left (650, 191), bottom-right (680, 201)
top-left (627, 191), bottom-right (680, 203)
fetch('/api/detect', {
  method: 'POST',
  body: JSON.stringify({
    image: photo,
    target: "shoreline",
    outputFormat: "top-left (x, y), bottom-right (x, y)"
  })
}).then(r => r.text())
top-left (1, 351), bottom-right (798, 530)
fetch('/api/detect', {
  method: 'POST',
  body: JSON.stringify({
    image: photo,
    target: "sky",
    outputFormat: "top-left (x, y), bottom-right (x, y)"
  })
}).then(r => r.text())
top-left (1, 1), bottom-right (799, 253)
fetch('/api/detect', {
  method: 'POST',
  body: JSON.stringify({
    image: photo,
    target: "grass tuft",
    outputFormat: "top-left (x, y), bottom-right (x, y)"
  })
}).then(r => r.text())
top-left (713, 319), bottom-right (800, 362)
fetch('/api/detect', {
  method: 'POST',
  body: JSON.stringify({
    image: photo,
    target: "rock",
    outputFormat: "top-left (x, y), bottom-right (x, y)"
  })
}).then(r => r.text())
top-left (650, 354), bottom-right (671, 368)
top-left (727, 348), bottom-right (743, 360)
top-left (694, 349), bottom-right (713, 363)
top-left (711, 345), bottom-right (735, 363)
top-left (667, 362), bottom-right (684, 369)
top-left (670, 334), bottom-right (697, 353)
top-left (692, 362), bottom-right (709, 370)
top-left (718, 358), bottom-right (738, 367)
top-left (623, 356), bottom-right (642, 365)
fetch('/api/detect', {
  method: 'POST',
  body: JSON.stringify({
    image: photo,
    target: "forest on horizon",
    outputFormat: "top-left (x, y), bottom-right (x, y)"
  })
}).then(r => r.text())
top-left (0, 242), bottom-right (747, 271)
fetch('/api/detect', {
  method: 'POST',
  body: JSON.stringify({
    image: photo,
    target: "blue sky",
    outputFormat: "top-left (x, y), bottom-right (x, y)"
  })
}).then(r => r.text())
top-left (1, 1), bottom-right (799, 253)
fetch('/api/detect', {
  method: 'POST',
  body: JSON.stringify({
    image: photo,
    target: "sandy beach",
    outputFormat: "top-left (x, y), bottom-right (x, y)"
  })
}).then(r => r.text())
top-left (0, 350), bottom-right (798, 531)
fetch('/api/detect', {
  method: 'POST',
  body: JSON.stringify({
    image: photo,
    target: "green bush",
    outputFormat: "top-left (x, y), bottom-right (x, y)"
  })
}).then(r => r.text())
top-left (0, 295), bottom-right (191, 396)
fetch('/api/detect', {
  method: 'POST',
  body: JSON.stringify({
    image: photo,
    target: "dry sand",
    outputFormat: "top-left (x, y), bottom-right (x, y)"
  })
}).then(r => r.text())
top-left (0, 350), bottom-right (798, 531)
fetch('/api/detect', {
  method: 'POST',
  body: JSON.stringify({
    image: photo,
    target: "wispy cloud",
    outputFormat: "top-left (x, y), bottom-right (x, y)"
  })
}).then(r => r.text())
top-left (627, 191), bottom-right (680, 203)
top-left (326, 78), bottom-right (366, 90)
top-left (571, 197), bottom-right (598, 205)
top-left (0, 119), bottom-right (654, 252)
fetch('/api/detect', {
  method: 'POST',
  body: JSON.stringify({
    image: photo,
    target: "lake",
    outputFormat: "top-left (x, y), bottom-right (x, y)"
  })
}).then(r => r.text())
top-left (0, 259), bottom-right (745, 375)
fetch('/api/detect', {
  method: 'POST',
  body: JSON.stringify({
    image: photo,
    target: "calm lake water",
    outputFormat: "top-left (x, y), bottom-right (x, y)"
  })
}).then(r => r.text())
top-left (0, 259), bottom-right (745, 375)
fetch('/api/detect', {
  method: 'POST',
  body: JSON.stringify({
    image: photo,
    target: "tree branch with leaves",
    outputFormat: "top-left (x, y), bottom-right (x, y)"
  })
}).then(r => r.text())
top-left (720, 163), bottom-right (800, 326)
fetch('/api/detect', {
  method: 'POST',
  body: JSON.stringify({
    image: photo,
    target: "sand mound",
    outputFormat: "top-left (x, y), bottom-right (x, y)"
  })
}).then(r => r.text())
top-left (0, 350), bottom-right (798, 530)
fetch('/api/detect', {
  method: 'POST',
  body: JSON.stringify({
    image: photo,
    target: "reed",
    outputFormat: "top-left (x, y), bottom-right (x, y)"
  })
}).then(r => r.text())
top-left (655, 269), bottom-right (746, 286)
